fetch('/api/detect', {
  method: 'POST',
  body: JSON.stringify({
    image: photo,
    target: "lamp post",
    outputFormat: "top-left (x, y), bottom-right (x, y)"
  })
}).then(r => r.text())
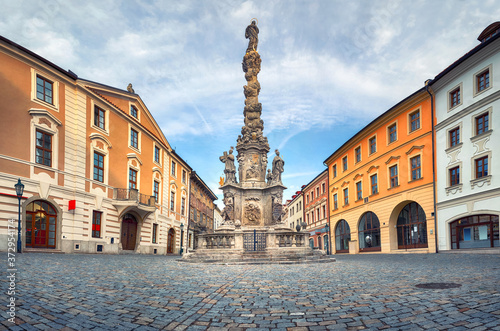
top-left (325, 222), bottom-right (330, 255)
top-left (15, 179), bottom-right (24, 253)
top-left (180, 223), bottom-right (184, 255)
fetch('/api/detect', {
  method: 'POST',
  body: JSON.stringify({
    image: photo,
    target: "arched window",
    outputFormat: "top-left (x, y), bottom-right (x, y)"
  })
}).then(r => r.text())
top-left (335, 219), bottom-right (350, 253)
top-left (450, 214), bottom-right (499, 249)
top-left (359, 212), bottom-right (381, 251)
top-left (397, 202), bottom-right (427, 249)
top-left (26, 200), bottom-right (57, 248)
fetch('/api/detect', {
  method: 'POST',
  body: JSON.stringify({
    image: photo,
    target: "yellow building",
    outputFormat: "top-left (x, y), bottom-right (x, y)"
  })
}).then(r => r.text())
top-left (325, 88), bottom-right (437, 254)
top-left (0, 35), bottom-right (192, 254)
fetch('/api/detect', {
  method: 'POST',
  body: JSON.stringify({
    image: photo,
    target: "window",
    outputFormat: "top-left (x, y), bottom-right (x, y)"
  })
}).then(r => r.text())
top-left (316, 187), bottom-right (319, 197)
top-left (307, 214), bottom-right (310, 224)
top-left (450, 87), bottom-right (461, 108)
top-left (342, 156), bottom-right (348, 171)
top-left (312, 211), bottom-right (315, 223)
top-left (322, 183), bottom-right (326, 194)
top-left (389, 165), bottom-right (398, 188)
top-left (388, 124), bottom-right (397, 143)
top-left (182, 170), bottom-right (187, 184)
top-left (343, 188), bottom-right (349, 205)
top-left (333, 194), bottom-right (338, 210)
top-left (449, 127), bottom-right (460, 147)
top-left (369, 136), bottom-right (376, 154)
top-left (35, 130), bottom-right (52, 167)
top-left (332, 164), bottom-right (337, 178)
top-left (181, 197), bottom-right (186, 216)
top-left (475, 156), bottom-right (488, 178)
top-left (356, 182), bottom-right (362, 201)
top-left (411, 155), bottom-right (421, 181)
top-left (171, 161), bottom-right (176, 176)
top-left (306, 194), bottom-right (309, 204)
top-left (152, 223), bottom-right (158, 244)
top-left (93, 151), bottom-right (104, 182)
top-left (130, 105), bottom-right (138, 118)
top-left (316, 208), bottom-right (320, 221)
top-left (475, 113), bottom-right (489, 135)
top-left (129, 169), bottom-right (137, 189)
top-left (170, 191), bottom-right (175, 210)
top-left (322, 205), bottom-right (326, 219)
top-left (36, 75), bottom-right (53, 104)
top-left (154, 146), bottom-right (160, 163)
top-left (94, 106), bottom-right (105, 130)
top-left (477, 69), bottom-right (490, 93)
top-left (311, 191), bottom-right (314, 201)
top-left (355, 147), bottom-right (361, 163)
top-left (153, 181), bottom-right (160, 203)
top-left (370, 174), bottom-right (378, 195)
top-left (449, 166), bottom-right (460, 186)
top-left (410, 110), bottom-right (420, 132)
top-left (130, 128), bottom-right (138, 149)
top-left (92, 211), bottom-right (102, 238)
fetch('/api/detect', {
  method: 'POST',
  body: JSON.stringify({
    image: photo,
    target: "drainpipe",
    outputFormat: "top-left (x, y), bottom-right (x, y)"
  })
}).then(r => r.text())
top-left (425, 80), bottom-right (439, 253)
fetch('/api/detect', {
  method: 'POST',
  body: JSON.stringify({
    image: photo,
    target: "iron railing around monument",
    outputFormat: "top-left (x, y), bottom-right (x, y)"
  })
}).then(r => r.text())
top-left (114, 188), bottom-right (156, 207)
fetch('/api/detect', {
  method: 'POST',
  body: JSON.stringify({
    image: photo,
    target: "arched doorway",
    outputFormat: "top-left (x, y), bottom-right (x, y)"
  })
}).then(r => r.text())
top-left (335, 219), bottom-right (350, 253)
top-left (26, 200), bottom-right (57, 248)
top-left (450, 214), bottom-right (499, 249)
top-left (359, 211), bottom-right (381, 252)
top-left (317, 236), bottom-right (322, 250)
top-left (397, 202), bottom-right (428, 249)
top-left (167, 228), bottom-right (175, 254)
top-left (121, 214), bottom-right (138, 250)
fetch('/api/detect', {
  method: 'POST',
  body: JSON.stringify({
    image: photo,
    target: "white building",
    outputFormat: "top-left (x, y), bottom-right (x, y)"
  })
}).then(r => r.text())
top-left (287, 191), bottom-right (304, 232)
top-left (432, 22), bottom-right (500, 251)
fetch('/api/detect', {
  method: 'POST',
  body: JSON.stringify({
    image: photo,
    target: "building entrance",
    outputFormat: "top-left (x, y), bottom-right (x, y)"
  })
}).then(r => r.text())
top-left (450, 214), bottom-right (499, 249)
top-left (121, 214), bottom-right (138, 250)
top-left (26, 200), bottom-right (57, 248)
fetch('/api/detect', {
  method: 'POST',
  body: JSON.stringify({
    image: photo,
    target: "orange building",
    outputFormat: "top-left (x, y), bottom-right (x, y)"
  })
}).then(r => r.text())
top-left (0, 35), bottom-right (192, 254)
top-left (302, 170), bottom-right (329, 252)
top-left (324, 88), bottom-right (437, 254)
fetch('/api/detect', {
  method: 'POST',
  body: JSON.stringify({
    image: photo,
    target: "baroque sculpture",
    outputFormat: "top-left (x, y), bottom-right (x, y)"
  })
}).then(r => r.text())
top-left (220, 147), bottom-right (237, 184)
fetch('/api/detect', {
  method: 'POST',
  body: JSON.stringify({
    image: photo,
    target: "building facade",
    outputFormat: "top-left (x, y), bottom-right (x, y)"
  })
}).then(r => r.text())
top-left (0, 35), bottom-right (193, 254)
top-left (188, 171), bottom-right (217, 249)
top-left (431, 23), bottom-right (500, 251)
top-left (325, 88), bottom-right (437, 254)
top-left (286, 190), bottom-right (303, 232)
top-left (302, 170), bottom-right (329, 251)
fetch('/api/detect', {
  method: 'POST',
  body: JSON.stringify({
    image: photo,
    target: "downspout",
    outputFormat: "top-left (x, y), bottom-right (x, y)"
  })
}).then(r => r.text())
top-left (425, 80), bottom-right (439, 253)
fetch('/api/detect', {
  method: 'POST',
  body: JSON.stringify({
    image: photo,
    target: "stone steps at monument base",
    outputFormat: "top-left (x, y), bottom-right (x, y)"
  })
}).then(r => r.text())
top-left (179, 254), bottom-right (336, 265)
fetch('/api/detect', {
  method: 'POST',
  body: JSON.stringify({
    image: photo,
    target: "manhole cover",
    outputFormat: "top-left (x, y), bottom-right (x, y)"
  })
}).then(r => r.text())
top-left (415, 283), bottom-right (462, 289)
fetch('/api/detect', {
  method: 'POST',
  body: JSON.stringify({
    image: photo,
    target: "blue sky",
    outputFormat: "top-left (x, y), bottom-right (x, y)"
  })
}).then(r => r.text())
top-left (2, 0), bottom-right (500, 204)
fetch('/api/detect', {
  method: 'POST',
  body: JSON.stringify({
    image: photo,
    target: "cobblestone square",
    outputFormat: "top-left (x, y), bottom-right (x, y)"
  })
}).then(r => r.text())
top-left (2, 253), bottom-right (500, 330)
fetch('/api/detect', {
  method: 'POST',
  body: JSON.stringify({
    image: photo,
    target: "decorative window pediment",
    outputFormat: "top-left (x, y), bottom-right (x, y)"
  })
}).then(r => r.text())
top-left (406, 145), bottom-right (424, 155)
top-left (385, 155), bottom-right (400, 165)
top-left (353, 173), bottom-right (363, 181)
top-left (341, 181), bottom-right (349, 188)
top-left (367, 165), bottom-right (379, 174)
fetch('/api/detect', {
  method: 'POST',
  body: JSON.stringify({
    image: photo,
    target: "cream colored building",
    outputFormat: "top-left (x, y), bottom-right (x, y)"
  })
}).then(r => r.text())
top-left (0, 35), bottom-right (194, 254)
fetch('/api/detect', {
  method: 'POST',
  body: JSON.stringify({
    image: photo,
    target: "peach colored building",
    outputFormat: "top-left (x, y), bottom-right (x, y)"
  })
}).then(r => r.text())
top-left (324, 88), bottom-right (437, 254)
top-left (0, 35), bottom-right (193, 254)
top-left (302, 170), bottom-right (329, 252)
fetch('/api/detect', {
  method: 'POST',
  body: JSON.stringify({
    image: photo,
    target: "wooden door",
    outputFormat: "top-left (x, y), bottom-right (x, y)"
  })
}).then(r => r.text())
top-left (26, 201), bottom-right (57, 249)
top-left (121, 217), bottom-right (137, 250)
top-left (167, 228), bottom-right (175, 254)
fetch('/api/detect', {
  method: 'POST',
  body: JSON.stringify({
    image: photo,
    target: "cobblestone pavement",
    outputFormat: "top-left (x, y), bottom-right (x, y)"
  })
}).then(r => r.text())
top-left (1, 253), bottom-right (500, 330)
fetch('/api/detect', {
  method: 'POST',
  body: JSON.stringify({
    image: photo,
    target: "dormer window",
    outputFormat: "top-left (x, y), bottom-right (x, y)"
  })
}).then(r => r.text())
top-left (478, 22), bottom-right (500, 42)
top-left (131, 105), bottom-right (138, 118)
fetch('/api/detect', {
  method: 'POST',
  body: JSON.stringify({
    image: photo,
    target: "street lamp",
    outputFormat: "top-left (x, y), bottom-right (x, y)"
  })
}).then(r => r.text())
top-left (180, 223), bottom-right (184, 255)
top-left (325, 222), bottom-right (330, 255)
top-left (14, 179), bottom-right (24, 253)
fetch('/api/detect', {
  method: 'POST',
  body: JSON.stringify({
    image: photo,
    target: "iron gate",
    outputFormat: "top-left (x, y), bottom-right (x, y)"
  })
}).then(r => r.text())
top-left (243, 230), bottom-right (267, 251)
